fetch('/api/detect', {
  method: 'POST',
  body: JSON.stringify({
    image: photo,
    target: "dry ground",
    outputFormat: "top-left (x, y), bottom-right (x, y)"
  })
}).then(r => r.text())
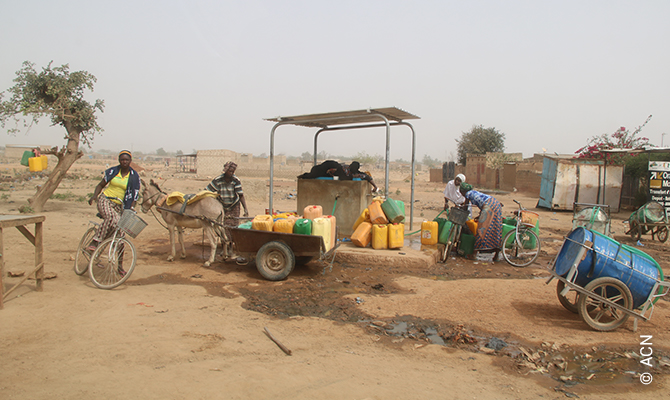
top-left (0, 159), bottom-right (668, 399)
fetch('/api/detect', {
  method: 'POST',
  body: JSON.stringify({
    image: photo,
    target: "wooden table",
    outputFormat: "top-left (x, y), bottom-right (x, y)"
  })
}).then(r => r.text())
top-left (0, 214), bottom-right (46, 309)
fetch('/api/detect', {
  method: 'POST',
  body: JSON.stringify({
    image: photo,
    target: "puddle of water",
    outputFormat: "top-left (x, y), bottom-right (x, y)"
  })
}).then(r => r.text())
top-left (423, 327), bottom-right (445, 345)
top-left (548, 351), bottom-right (643, 385)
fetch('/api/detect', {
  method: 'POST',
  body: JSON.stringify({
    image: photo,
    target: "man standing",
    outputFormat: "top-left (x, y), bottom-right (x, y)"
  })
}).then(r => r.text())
top-left (206, 161), bottom-right (249, 227)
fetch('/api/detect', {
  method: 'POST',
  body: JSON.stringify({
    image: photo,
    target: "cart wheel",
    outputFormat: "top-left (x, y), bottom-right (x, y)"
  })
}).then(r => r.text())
top-left (556, 280), bottom-right (578, 314)
top-left (577, 277), bottom-right (632, 332)
top-left (657, 226), bottom-right (669, 243)
top-left (629, 221), bottom-right (641, 241)
top-left (256, 241), bottom-right (295, 281)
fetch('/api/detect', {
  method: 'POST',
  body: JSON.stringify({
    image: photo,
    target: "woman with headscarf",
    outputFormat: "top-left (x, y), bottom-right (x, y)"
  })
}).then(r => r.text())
top-left (443, 174), bottom-right (466, 210)
top-left (87, 150), bottom-right (141, 250)
top-left (206, 161), bottom-right (249, 227)
top-left (459, 182), bottom-right (503, 253)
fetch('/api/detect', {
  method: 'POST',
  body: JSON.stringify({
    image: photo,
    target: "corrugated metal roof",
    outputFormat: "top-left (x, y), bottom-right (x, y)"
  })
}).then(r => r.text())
top-left (264, 107), bottom-right (420, 128)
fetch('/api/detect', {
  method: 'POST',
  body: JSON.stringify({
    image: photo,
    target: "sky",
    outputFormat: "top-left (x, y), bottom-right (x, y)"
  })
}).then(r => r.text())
top-left (1, 0), bottom-right (669, 162)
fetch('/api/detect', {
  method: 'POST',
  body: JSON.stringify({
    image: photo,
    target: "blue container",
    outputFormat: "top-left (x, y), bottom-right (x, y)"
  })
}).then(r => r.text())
top-left (555, 227), bottom-right (662, 309)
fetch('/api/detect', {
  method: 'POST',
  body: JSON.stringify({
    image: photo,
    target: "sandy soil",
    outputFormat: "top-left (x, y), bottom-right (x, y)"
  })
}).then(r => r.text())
top-left (0, 160), bottom-right (668, 399)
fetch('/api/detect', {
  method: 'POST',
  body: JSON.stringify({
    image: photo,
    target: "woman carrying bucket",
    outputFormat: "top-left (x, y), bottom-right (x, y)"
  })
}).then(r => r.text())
top-left (459, 183), bottom-right (503, 256)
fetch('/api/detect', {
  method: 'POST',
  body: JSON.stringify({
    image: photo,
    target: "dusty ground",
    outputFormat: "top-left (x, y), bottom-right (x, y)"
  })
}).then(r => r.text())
top-left (0, 159), bottom-right (669, 400)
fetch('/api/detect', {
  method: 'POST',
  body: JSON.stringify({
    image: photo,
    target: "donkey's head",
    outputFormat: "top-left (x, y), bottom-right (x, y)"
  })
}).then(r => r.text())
top-left (140, 179), bottom-right (165, 213)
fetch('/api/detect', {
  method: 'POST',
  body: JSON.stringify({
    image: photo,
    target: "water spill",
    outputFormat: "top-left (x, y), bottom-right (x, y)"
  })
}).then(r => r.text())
top-left (422, 327), bottom-right (445, 345)
top-left (369, 316), bottom-right (667, 387)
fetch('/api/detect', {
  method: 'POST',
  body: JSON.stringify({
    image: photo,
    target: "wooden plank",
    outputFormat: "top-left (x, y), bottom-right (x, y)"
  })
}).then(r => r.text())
top-left (35, 222), bottom-right (43, 291)
top-left (2, 262), bottom-right (45, 299)
top-left (0, 217), bottom-right (46, 308)
top-left (0, 215), bottom-right (45, 228)
top-left (16, 225), bottom-right (35, 246)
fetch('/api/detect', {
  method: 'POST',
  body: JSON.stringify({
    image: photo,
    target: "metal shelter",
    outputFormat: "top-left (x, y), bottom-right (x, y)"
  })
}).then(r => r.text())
top-left (265, 107), bottom-right (420, 228)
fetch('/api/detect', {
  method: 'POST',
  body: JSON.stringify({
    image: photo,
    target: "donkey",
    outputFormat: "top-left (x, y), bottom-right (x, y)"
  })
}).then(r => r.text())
top-left (140, 179), bottom-right (225, 267)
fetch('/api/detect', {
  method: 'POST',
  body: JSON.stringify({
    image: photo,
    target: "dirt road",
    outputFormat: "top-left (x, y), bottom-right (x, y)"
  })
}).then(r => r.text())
top-left (0, 161), bottom-right (668, 399)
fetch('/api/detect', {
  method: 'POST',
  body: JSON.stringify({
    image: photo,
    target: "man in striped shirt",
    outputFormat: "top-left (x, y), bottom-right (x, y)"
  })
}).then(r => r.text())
top-left (206, 161), bottom-right (249, 227)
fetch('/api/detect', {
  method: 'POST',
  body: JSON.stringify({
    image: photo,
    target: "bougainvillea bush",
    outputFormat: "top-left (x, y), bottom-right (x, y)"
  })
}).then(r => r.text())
top-left (575, 115), bottom-right (653, 165)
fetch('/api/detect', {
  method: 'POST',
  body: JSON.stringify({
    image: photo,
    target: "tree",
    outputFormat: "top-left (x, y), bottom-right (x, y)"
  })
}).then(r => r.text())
top-left (422, 154), bottom-right (441, 169)
top-left (156, 147), bottom-right (167, 156)
top-left (0, 61), bottom-right (104, 211)
top-left (575, 115), bottom-right (653, 165)
top-left (455, 125), bottom-right (506, 165)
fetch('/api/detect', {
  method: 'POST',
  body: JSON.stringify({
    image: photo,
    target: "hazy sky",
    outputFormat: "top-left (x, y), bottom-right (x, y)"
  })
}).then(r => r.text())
top-left (1, 0), bottom-right (668, 162)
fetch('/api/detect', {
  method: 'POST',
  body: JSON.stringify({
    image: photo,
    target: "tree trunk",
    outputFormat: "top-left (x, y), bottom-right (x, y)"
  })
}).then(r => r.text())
top-left (28, 123), bottom-right (84, 212)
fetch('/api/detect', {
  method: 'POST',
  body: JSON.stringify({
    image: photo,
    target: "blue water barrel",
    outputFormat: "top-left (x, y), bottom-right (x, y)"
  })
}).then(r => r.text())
top-left (554, 227), bottom-right (661, 309)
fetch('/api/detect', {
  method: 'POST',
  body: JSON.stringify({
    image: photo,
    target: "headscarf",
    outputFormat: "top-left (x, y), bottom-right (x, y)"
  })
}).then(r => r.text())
top-left (460, 182), bottom-right (473, 192)
top-left (349, 161), bottom-right (361, 174)
top-left (456, 174), bottom-right (466, 182)
top-left (223, 161), bottom-right (238, 172)
top-left (118, 150), bottom-right (132, 159)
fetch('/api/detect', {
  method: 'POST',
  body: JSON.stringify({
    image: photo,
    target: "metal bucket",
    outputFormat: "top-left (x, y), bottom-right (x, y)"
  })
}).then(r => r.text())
top-left (554, 227), bottom-right (662, 308)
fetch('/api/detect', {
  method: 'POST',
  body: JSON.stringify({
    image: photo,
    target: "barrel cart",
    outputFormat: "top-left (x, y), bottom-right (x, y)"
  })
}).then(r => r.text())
top-left (224, 227), bottom-right (338, 281)
top-left (547, 227), bottom-right (669, 332)
top-left (625, 201), bottom-right (669, 242)
top-left (572, 203), bottom-right (611, 236)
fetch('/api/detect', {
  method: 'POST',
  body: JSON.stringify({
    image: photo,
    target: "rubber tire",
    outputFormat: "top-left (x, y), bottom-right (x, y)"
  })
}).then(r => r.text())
top-left (629, 221), bottom-right (641, 241)
top-left (88, 237), bottom-right (137, 289)
top-left (577, 277), bottom-right (632, 332)
top-left (556, 280), bottom-right (578, 314)
top-left (502, 228), bottom-right (540, 267)
top-left (74, 227), bottom-right (97, 276)
top-left (657, 226), bottom-right (668, 243)
top-left (256, 241), bottom-right (295, 281)
top-left (443, 225), bottom-right (460, 263)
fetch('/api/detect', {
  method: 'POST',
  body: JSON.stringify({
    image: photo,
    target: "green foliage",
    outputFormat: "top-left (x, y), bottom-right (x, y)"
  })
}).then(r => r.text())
top-left (1, 193), bottom-right (9, 200)
top-left (18, 205), bottom-right (34, 214)
top-left (156, 147), bottom-right (167, 156)
top-left (456, 125), bottom-right (506, 165)
top-left (623, 150), bottom-right (670, 180)
top-left (0, 61), bottom-right (104, 146)
top-left (575, 115), bottom-right (652, 165)
top-left (50, 191), bottom-right (87, 201)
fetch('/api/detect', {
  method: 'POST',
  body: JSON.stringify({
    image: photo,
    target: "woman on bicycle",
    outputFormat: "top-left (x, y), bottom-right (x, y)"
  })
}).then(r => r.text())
top-left (459, 183), bottom-right (503, 253)
top-left (87, 150), bottom-right (141, 250)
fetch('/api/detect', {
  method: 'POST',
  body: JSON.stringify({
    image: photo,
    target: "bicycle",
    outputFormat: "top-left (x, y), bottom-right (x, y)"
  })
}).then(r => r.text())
top-left (74, 196), bottom-right (125, 276)
top-left (501, 200), bottom-right (541, 267)
top-left (85, 208), bottom-right (147, 289)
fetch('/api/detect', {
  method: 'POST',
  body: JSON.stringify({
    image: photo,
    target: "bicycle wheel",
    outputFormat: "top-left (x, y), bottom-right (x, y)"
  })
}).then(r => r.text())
top-left (502, 227), bottom-right (540, 267)
top-left (88, 237), bottom-right (137, 289)
top-left (442, 224), bottom-right (461, 262)
top-left (74, 227), bottom-right (97, 276)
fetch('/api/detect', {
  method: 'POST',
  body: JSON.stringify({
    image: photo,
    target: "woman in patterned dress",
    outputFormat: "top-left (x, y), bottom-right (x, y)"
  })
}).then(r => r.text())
top-left (459, 183), bottom-right (503, 253)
